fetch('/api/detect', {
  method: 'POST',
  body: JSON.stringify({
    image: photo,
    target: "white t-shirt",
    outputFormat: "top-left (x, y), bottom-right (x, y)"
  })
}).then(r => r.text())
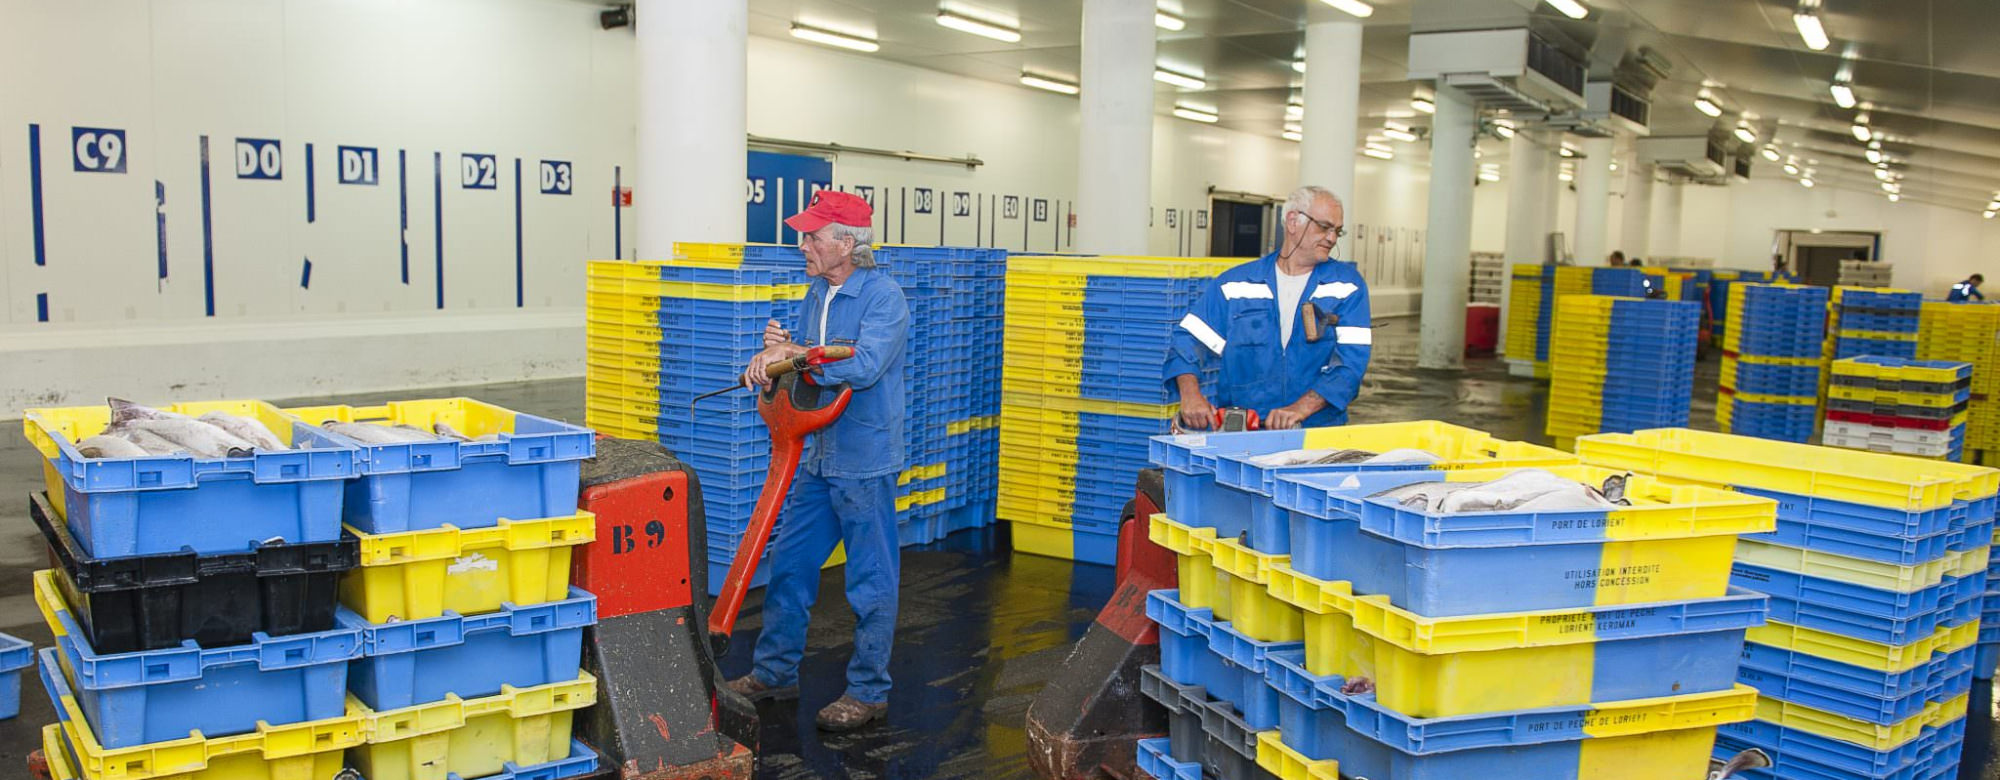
top-left (1275, 270), bottom-right (1310, 348)
top-left (818, 285), bottom-right (843, 343)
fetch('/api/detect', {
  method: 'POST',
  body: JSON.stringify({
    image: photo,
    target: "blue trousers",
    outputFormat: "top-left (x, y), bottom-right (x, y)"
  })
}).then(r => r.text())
top-left (750, 469), bottom-right (900, 704)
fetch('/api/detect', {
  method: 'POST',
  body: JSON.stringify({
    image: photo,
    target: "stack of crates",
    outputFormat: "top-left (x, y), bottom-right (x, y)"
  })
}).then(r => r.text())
top-left (1502, 264), bottom-right (1553, 378)
top-left (1710, 271), bottom-right (1774, 345)
top-left (1918, 302), bottom-right (2000, 463)
top-left (1578, 429), bottom-right (1997, 780)
top-left (1544, 295), bottom-right (1699, 450)
top-left (998, 255), bottom-right (1230, 564)
top-left (944, 247), bottom-right (1004, 532)
top-left (1841, 260), bottom-right (1897, 288)
top-left (1468, 252), bottom-right (1505, 305)
top-left (23, 399), bottom-right (370, 780)
top-left (23, 397), bottom-right (606, 780)
top-left (1827, 288), bottom-right (1922, 361)
top-left (1721, 284), bottom-right (1830, 442)
top-left (1136, 421), bottom-right (1770, 780)
top-left (1825, 358), bottom-right (1970, 460)
top-left (289, 399), bottom-right (602, 780)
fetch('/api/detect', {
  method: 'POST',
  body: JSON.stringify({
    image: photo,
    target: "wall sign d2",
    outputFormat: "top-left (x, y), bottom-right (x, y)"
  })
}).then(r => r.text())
top-left (235, 138), bottom-right (282, 180)
top-left (72, 127), bottom-right (127, 173)
top-left (339, 146), bottom-right (379, 185)
top-left (461, 153), bottom-right (497, 190)
top-left (539, 160), bottom-right (572, 195)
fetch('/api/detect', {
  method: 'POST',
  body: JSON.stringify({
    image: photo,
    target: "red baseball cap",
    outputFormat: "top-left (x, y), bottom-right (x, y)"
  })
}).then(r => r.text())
top-left (785, 190), bottom-right (873, 234)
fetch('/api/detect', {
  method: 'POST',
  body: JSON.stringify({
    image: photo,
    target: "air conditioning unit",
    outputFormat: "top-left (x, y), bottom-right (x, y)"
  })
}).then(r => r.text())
top-left (1637, 136), bottom-right (1727, 179)
top-left (1731, 154), bottom-right (1752, 181)
top-left (1407, 28), bottom-right (1586, 113)
top-left (1583, 82), bottom-right (1650, 136)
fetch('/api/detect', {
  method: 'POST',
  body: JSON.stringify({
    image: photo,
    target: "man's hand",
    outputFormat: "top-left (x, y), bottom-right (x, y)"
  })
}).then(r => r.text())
top-left (744, 343), bottom-right (809, 388)
top-left (1177, 392), bottom-right (1218, 431)
top-left (1265, 392), bottom-right (1330, 430)
top-left (762, 319), bottom-right (790, 348)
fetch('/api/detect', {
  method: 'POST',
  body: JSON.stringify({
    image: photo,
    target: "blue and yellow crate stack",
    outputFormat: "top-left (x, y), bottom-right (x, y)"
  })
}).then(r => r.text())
top-left (1544, 295), bottom-right (1699, 451)
top-left (998, 255), bottom-right (1229, 565)
top-left (1824, 358), bottom-right (1970, 461)
top-left (25, 397), bottom-right (605, 780)
top-left (1503, 264), bottom-right (1554, 378)
top-left (1721, 284), bottom-right (1831, 443)
top-left (1826, 288), bottom-right (1923, 361)
top-left (882, 246), bottom-right (1006, 543)
top-left (1136, 421), bottom-right (1771, 780)
top-left (1579, 428), bottom-right (1997, 780)
top-left (1918, 302), bottom-right (2000, 464)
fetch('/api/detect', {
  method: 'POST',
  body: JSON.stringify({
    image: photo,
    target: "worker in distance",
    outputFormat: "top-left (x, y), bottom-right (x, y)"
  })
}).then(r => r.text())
top-left (733, 190), bottom-right (910, 732)
top-left (1164, 185), bottom-right (1372, 430)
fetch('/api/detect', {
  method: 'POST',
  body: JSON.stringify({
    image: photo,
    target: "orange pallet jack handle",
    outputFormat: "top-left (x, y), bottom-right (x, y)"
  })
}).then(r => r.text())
top-left (705, 346), bottom-right (855, 652)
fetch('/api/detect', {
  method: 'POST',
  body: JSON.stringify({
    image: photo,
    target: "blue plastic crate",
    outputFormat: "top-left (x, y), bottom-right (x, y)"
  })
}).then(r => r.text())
top-left (1737, 656), bottom-right (1930, 725)
top-left (0, 633), bottom-right (29, 721)
top-left (1739, 635), bottom-right (1931, 703)
top-left (1186, 604), bottom-right (1302, 731)
top-left (339, 588), bottom-right (594, 711)
top-left (1761, 590), bottom-right (1942, 646)
top-left (1137, 737), bottom-right (1203, 780)
top-left (1746, 519), bottom-right (1950, 567)
top-left (44, 571), bottom-right (358, 748)
top-left (1263, 648), bottom-right (1752, 780)
top-left (1730, 562), bottom-right (1948, 621)
top-left (1719, 716), bottom-right (1928, 778)
top-left (1714, 730), bottom-right (1923, 780)
top-left (1738, 488), bottom-right (1956, 541)
top-left (33, 422), bottom-right (356, 558)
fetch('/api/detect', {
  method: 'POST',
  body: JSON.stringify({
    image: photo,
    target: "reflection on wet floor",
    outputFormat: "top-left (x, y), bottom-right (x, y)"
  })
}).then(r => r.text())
top-left (0, 318), bottom-right (1996, 778)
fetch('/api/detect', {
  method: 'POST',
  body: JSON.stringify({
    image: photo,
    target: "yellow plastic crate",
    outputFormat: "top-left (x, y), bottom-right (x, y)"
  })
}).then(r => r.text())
top-left (1951, 544), bottom-right (1992, 577)
top-left (1755, 693), bottom-right (1930, 751)
top-left (1745, 620), bottom-right (1948, 674)
top-left (1255, 730), bottom-right (1338, 780)
top-left (48, 675), bottom-right (365, 780)
top-left (1007, 254), bottom-right (1237, 278)
top-left (1577, 429), bottom-right (1998, 511)
top-left (1008, 518), bottom-right (1078, 560)
top-left (341, 513), bottom-right (594, 623)
top-left (1735, 539), bottom-right (1949, 593)
top-left (352, 674), bottom-right (596, 780)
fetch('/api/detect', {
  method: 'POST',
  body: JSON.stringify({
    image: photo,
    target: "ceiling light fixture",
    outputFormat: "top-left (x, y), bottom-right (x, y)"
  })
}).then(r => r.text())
top-left (1559, 171), bottom-right (1575, 182)
top-left (1874, 168), bottom-right (1892, 181)
top-left (1412, 96), bottom-right (1436, 114)
top-left (1851, 112), bottom-right (1872, 142)
top-left (790, 23), bottom-right (880, 52)
top-left (1282, 130), bottom-right (1302, 142)
top-left (1761, 146), bottom-right (1781, 162)
top-left (1365, 141), bottom-right (1392, 153)
top-left (1285, 122), bottom-right (1302, 133)
top-left (1559, 143), bottom-right (1577, 158)
top-left (1293, 60), bottom-right (1307, 73)
top-left (1493, 119), bottom-right (1516, 139)
top-left (1154, 9), bottom-right (1186, 31)
top-left (1830, 81), bottom-right (1856, 109)
top-left (1888, 193), bottom-right (1900, 202)
top-left (1801, 178), bottom-right (1815, 188)
top-left (1865, 148), bottom-right (1883, 164)
top-left (1783, 163), bottom-right (1800, 175)
top-left (1155, 67), bottom-right (1206, 90)
top-left (1286, 104), bottom-right (1304, 120)
top-left (936, 10), bottom-right (1021, 42)
top-left (1694, 94), bottom-right (1723, 117)
top-left (1019, 72), bottom-right (1080, 95)
top-left (1363, 147), bottom-right (1394, 160)
top-left (1316, 0), bottom-right (1375, 19)
top-left (1479, 171), bottom-right (1502, 182)
top-left (1734, 123), bottom-right (1758, 144)
top-left (1986, 211), bottom-right (1996, 220)
top-left (1172, 105), bottom-right (1219, 123)
top-left (1544, 0), bottom-right (1589, 19)
top-left (1383, 121), bottom-right (1419, 143)
top-left (1794, 4), bottom-right (1831, 51)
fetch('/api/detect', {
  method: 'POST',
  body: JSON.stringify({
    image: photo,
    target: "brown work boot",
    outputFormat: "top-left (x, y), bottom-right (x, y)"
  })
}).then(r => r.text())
top-left (724, 674), bottom-right (798, 702)
top-left (815, 695), bottom-right (888, 732)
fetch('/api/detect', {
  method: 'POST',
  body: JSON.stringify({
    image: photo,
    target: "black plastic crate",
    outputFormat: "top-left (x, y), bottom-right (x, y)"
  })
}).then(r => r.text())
top-left (32, 492), bottom-right (358, 654)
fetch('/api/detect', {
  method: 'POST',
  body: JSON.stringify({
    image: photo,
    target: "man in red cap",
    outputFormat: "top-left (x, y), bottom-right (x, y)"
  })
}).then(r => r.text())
top-left (731, 190), bottom-right (911, 731)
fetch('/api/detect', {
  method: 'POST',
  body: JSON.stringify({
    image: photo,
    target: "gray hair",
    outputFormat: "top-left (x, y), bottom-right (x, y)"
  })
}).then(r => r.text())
top-left (1284, 186), bottom-right (1342, 221)
top-left (827, 223), bottom-right (876, 268)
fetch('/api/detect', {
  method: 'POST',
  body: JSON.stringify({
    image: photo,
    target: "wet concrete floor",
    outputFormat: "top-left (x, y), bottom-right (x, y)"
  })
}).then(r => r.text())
top-left (0, 317), bottom-right (1994, 778)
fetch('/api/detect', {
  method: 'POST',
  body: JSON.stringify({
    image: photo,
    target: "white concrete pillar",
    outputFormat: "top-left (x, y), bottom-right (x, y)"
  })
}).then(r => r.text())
top-left (1502, 130), bottom-right (1550, 265)
top-left (1621, 158), bottom-right (1653, 261)
top-left (636, 0), bottom-right (746, 254)
top-left (1655, 180), bottom-right (1684, 258)
top-left (1573, 136), bottom-right (1613, 266)
top-left (1418, 87), bottom-right (1476, 370)
top-left (1544, 135), bottom-right (1565, 262)
top-left (1076, 0), bottom-right (1156, 255)
top-left (1299, 16), bottom-right (1362, 259)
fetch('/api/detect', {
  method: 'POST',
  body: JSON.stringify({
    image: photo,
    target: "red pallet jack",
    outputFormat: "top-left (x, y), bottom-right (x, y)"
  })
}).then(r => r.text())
top-left (1023, 407), bottom-right (1256, 779)
top-left (568, 345), bottom-right (852, 780)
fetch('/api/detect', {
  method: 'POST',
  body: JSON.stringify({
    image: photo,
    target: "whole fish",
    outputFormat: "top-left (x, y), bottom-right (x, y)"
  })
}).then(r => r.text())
top-left (77, 435), bottom-right (149, 459)
top-left (434, 422), bottom-right (471, 441)
top-left (392, 424), bottom-right (443, 441)
top-left (198, 411), bottom-right (286, 451)
top-left (122, 418), bottom-right (255, 458)
top-left (1247, 448), bottom-right (1380, 467)
top-left (112, 427), bottom-right (183, 455)
top-left (107, 397), bottom-right (186, 426)
top-left (1368, 480), bottom-right (1469, 510)
top-left (1363, 448), bottom-right (1443, 465)
top-left (1432, 469), bottom-right (1580, 513)
top-left (324, 421), bottom-right (439, 445)
top-left (1600, 473), bottom-right (1630, 505)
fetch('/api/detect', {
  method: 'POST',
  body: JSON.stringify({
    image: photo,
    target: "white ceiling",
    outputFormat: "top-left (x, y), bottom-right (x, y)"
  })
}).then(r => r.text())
top-left (741, 0), bottom-right (2000, 212)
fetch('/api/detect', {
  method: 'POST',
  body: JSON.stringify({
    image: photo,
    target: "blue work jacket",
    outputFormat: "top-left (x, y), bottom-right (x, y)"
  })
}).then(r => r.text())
top-left (793, 267), bottom-right (909, 479)
top-left (1162, 253), bottom-right (1372, 427)
top-left (1949, 280), bottom-right (1985, 302)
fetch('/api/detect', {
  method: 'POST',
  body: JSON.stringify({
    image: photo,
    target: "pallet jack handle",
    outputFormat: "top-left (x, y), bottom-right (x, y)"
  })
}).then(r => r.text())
top-left (705, 345), bottom-right (857, 655)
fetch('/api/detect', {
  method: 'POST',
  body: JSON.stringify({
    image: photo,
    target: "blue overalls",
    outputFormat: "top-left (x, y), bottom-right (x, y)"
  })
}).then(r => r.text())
top-left (1949, 280), bottom-right (1984, 302)
top-left (751, 266), bottom-right (910, 705)
top-left (1163, 253), bottom-right (1373, 427)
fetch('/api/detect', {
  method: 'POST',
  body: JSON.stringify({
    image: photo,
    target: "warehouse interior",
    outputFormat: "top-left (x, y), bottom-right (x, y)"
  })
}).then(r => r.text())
top-left (6, 0), bottom-right (2000, 779)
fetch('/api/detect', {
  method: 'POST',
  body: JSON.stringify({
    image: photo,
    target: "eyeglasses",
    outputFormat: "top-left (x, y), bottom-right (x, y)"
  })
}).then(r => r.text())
top-left (1297, 212), bottom-right (1346, 239)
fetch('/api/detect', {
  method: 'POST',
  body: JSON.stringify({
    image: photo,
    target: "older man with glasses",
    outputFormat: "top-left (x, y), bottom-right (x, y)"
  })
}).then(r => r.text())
top-left (1163, 185), bottom-right (1373, 430)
